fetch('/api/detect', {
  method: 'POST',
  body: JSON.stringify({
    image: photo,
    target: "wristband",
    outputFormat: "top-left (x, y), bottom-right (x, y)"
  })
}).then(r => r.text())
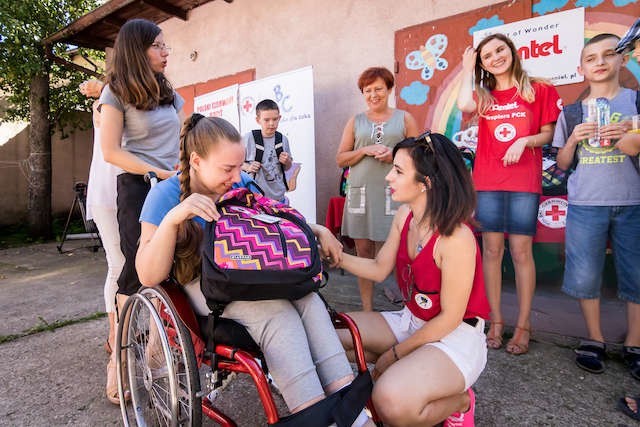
top-left (391, 345), bottom-right (400, 361)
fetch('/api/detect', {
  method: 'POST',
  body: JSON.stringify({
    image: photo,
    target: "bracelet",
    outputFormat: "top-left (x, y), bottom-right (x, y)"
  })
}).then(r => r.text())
top-left (391, 345), bottom-right (400, 361)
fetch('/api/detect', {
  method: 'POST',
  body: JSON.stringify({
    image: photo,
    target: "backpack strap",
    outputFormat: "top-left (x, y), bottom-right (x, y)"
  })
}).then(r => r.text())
top-left (631, 90), bottom-right (640, 174)
top-left (562, 101), bottom-right (583, 172)
top-left (274, 131), bottom-right (289, 191)
top-left (251, 129), bottom-right (266, 164)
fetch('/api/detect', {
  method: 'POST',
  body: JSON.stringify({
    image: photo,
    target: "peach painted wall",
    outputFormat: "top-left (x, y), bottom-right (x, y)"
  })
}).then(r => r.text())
top-left (159, 0), bottom-right (502, 223)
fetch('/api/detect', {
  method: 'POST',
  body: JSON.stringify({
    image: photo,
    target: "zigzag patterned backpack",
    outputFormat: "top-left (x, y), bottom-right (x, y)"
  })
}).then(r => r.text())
top-left (201, 188), bottom-right (323, 309)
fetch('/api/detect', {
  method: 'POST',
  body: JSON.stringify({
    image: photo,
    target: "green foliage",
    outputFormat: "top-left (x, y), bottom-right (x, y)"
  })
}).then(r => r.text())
top-left (0, 0), bottom-right (104, 130)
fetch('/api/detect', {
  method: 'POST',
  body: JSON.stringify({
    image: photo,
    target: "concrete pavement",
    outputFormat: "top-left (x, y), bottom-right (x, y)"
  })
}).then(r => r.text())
top-left (0, 241), bottom-right (638, 426)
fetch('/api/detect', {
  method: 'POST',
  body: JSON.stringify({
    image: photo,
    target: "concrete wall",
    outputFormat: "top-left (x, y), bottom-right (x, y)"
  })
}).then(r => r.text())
top-left (159, 0), bottom-right (501, 223)
top-left (0, 114), bottom-right (94, 226)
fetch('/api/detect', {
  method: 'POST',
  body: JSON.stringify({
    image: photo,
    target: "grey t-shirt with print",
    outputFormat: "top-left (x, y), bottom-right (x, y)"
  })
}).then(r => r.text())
top-left (98, 84), bottom-right (184, 172)
top-left (243, 131), bottom-right (291, 202)
top-left (552, 88), bottom-right (640, 206)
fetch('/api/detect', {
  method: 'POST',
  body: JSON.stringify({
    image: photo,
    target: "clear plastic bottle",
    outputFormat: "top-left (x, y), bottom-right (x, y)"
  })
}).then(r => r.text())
top-left (587, 97), bottom-right (611, 147)
top-left (596, 97), bottom-right (611, 147)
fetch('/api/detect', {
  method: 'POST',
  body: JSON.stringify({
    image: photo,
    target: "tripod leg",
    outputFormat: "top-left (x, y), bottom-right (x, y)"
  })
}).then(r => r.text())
top-left (77, 197), bottom-right (102, 252)
top-left (57, 196), bottom-right (79, 253)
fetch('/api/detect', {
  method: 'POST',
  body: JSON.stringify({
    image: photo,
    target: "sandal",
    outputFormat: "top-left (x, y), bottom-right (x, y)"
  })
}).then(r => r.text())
top-left (486, 321), bottom-right (504, 350)
top-left (623, 346), bottom-right (640, 381)
top-left (506, 326), bottom-right (530, 356)
top-left (617, 396), bottom-right (640, 421)
top-left (104, 340), bottom-right (112, 355)
top-left (574, 339), bottom-right (606, 374)
top-left (106, 356), bottom-right (130, 405)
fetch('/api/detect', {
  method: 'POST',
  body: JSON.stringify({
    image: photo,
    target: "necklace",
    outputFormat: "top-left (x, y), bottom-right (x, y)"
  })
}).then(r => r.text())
top-left (412, 218), bottom-right (432, 254)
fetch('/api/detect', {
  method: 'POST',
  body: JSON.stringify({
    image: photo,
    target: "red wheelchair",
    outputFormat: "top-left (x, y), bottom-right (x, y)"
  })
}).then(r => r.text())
top-left (115, 280), bottom-right (379, 426)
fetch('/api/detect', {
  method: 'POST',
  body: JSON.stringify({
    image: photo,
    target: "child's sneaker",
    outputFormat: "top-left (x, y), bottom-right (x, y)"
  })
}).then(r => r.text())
top-left (443, 388), bottom-right (475, 427)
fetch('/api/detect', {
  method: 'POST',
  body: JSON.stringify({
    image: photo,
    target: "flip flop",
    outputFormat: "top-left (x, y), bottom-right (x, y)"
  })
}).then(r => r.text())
top-left (617, 396), bottom-right (640, 421)
top-left (623, 346), bottom-right (640, 381)
top-left (574, 339), bottom-right (606, 374)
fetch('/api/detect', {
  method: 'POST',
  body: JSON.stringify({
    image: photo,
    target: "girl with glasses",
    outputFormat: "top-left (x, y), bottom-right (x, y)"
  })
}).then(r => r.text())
top-left (97, 18), bottom-right (184, 404)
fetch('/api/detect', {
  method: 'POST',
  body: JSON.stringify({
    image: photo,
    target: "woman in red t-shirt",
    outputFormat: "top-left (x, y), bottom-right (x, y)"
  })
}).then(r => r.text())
top-left (457, 33), bottom-right (561, 355)
top-left (335, 132), bottom-right (490, 427)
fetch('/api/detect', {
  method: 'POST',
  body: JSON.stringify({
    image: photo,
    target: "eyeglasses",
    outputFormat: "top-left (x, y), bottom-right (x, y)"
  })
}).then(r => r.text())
top-left (150, 42), bottom-right (172, 53)
top-left (371, 122), bottom-right (385, 144)
top-left (400, 264), bottom-right (415, 303)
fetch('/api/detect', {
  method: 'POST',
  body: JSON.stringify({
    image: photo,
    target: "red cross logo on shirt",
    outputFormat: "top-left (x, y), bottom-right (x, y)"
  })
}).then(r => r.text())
top-left (494, 123), bottom-right (516, 143)
top-left (545, 204), bottom-right (566, 221)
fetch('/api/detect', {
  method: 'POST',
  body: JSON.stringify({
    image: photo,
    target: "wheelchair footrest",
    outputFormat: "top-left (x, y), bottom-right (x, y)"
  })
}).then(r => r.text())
top-left (269, 370), bottom-right (372, 427)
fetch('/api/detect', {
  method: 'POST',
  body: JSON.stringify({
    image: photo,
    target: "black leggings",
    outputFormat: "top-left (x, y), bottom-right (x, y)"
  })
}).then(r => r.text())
top-left (116, 173), bottom-right (151, 296)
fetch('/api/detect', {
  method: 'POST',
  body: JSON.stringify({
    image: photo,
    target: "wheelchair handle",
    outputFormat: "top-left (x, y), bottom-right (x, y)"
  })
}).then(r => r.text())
top-left (144, 171), bottom-right (158, 187)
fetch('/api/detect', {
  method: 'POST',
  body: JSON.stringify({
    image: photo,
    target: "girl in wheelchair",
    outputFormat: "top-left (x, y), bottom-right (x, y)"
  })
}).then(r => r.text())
top-left (135, 114), bottom-right (373, 426)
top-left (336, 132), bottom-right (490, 427)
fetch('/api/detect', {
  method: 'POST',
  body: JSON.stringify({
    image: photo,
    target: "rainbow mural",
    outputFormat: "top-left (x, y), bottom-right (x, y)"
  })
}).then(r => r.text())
top-left (423, 8), bottom-right (640, 140)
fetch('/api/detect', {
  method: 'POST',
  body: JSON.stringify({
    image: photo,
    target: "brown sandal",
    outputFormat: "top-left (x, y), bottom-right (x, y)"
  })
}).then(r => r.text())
top-left (104, 340), bottom-right (112, 355)
top-left (106, 357), bottom-right (130, 405)
top-left (506, 326), bottom-right (531, 355)
top-left (486, 321), bottom-right (504, 350)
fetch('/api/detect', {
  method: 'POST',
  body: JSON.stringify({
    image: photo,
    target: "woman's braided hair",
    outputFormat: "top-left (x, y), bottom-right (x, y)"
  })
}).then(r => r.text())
top-left (174, 114), bottom-right (241, 284)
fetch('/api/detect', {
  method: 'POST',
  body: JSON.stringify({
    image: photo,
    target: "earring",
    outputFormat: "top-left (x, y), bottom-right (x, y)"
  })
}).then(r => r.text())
top-left (421, 187), bottom-right (426, 193)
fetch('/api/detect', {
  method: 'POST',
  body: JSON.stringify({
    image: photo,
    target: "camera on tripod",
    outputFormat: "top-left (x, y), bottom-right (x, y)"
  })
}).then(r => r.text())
top-left (57, 182), bottom-right (102, 253)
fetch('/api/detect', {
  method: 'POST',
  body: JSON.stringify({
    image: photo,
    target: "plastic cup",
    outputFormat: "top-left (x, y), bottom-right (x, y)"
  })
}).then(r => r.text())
top-left (629, 114), bottom-right (640, 134)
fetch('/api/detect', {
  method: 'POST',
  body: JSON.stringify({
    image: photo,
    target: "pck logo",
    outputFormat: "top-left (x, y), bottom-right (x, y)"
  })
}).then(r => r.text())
top-left (518, 35), bottom-right (563, 60)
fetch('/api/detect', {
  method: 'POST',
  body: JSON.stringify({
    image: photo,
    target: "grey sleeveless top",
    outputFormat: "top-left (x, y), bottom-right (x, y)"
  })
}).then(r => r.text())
top-left (341, 109), bottom-right (406, 241)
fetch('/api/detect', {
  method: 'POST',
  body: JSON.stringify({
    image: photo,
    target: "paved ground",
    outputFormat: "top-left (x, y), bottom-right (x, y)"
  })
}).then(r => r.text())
top-left (0, 241), bottom-right (638, 426)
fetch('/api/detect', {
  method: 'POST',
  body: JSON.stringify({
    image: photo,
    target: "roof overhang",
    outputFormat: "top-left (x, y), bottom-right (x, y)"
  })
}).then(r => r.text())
top-left (44, 0), bottom-right (230, 51)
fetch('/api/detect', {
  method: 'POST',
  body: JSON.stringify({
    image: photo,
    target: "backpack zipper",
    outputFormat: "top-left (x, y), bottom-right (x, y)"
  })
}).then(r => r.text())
top-left (273, 222), bottom-right (287, 258)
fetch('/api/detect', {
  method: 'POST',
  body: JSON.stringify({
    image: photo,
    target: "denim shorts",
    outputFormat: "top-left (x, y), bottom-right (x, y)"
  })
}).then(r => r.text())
top-left (562, 204), bottom-right (640, 303)
top-left (475, 191), bottom-right (540, 236)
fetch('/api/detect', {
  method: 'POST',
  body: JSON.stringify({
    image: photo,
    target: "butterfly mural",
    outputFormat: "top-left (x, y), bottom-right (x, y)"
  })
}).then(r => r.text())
top-left (405, 34), bottom-right (449, 80)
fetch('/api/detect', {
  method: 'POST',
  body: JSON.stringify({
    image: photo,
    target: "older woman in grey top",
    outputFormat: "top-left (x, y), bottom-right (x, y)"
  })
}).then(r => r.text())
top-left (98, 18), bottom-right (183, 405)
top-left (336, 67), bottom-right (419, 311)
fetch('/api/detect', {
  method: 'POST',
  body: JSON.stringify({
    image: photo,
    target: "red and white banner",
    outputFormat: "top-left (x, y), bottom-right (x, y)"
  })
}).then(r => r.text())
top-left (193, 84), bottom-right (240, 129)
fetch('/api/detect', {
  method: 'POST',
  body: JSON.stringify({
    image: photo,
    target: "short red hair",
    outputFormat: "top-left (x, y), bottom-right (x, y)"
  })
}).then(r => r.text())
top-left (357, 67), bottom-right (394, 92)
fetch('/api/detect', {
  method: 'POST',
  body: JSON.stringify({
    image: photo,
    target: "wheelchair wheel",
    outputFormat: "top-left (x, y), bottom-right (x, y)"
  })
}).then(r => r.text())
top-left (116, 289), bottom-right (201, 426)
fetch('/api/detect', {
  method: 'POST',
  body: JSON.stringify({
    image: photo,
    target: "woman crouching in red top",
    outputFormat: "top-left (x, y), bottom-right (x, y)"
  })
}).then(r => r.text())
top-left (335, 131), bottom-right (490, 427)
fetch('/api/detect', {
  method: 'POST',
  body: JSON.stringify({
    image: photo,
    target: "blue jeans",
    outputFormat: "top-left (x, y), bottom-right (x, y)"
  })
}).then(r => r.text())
top-left (562, 204), bottom-right (640, 303)
top-left (475, 191), bottom-right (540, 236)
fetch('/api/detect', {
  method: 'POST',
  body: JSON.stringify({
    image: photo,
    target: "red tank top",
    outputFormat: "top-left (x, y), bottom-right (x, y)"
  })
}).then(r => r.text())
top-left (395, 212), bottom-right (490, 322)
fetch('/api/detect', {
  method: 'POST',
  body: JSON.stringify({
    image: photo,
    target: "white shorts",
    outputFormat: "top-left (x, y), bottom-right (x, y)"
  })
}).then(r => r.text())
top-left (380, 306), bottom-right (487, 389)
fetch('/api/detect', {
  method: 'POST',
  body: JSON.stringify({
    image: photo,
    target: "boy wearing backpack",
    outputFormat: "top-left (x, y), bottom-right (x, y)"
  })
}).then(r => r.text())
top-left (242, 99), bottom-right (293, 202)
top-left (552, 33), bottom-right (640, 377)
